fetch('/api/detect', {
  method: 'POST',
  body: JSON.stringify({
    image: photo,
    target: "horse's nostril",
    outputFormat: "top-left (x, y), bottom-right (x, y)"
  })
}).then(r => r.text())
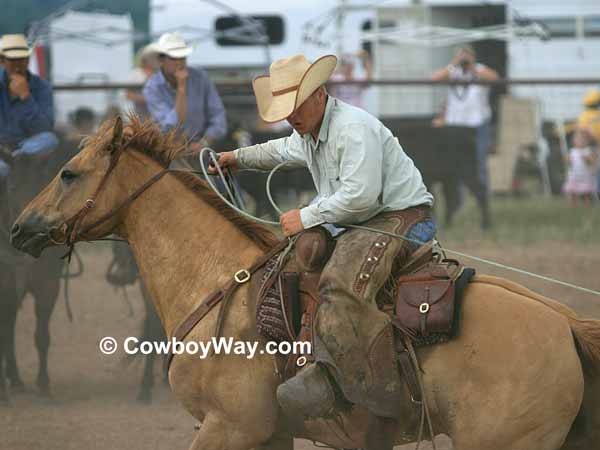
top-left (10, 222), bottom-right (21, 237)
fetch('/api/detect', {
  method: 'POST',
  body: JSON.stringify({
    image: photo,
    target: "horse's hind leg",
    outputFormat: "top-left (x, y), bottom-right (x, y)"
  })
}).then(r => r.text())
top-left (561, 374), bottom-right (600, 450)
top-left (30, 262), bottom-right (60, 396)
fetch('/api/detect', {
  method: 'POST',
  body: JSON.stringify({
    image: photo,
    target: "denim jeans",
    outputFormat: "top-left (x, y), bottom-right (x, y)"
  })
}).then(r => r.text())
top-left (406, 218), bottom-right (437, 252)
top-left (0, 131), bottom-right (59, 179)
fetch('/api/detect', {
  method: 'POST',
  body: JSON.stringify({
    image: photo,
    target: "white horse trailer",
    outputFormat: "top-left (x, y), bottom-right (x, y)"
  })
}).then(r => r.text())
top-left (48, 10), bottom-right (134, 127)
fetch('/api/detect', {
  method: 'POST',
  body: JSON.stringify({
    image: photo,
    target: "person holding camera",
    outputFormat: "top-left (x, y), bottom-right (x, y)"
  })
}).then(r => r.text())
top-left (432, 46), bottom-right (498, 194)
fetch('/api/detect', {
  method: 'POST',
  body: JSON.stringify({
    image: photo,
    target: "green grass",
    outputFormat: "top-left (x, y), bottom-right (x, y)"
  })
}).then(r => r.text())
top-left (435, 194), bottom-right (600, 245)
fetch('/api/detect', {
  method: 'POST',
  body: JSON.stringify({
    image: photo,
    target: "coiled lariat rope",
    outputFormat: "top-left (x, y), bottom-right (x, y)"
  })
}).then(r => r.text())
top-left (200, 148), bottom-right (600, 298)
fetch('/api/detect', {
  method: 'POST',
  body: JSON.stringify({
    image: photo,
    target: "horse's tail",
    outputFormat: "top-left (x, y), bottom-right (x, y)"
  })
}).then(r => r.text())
top-left (568, 317), bottom-right (600, 375)
top-left (473, 275), bottom-right (600, 374)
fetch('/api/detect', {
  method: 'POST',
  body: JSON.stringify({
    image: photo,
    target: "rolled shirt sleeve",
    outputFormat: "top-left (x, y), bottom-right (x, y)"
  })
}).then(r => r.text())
top-left (300, 124), bottom-right (383, 229)
top-left (234, 135), bottom-right (307, 170)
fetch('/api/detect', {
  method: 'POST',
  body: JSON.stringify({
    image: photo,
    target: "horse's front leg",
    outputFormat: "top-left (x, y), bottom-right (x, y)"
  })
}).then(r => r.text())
top-left (1, 266), bottom-right (23, 396)
top-left (254, 431), bottom-right (293, 450)
top-left (30, 261), bottom-right (60, 397)
top-left (187, 415), bottom-right (292, 450)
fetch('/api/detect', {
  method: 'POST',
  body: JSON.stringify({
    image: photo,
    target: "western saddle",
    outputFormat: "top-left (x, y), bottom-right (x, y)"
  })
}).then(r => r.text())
top-left (166, 226), bottom-right (474, 403)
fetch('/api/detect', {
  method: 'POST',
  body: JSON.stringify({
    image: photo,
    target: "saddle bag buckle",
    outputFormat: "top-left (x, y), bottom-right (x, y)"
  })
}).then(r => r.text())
top-left (234, 269), bottom-right (251, 284)
top-left (419, 302), bottom-right (430, 314)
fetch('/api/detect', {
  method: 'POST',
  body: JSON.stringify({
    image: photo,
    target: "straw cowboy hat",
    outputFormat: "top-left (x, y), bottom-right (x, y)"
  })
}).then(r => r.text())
top-left (253, 54), bottom-right (337, 123)
top-left (155, 32), bottom-right (193, 58)
top-left (1, 34), bottom-right (32, 59)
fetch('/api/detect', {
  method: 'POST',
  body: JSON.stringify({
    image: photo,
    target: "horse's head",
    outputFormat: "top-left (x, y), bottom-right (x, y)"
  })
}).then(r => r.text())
top-left (10, 116), bottom-right (136, 257)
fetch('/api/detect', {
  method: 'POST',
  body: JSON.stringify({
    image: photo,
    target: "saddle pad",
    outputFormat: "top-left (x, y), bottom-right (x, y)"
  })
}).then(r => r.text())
top-left (256, 257), bottom-right (291, 343)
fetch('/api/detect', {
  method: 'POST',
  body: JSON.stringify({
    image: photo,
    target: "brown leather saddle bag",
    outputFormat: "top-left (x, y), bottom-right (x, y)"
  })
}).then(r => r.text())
top-left (394, 259), bottom-right (464, 337)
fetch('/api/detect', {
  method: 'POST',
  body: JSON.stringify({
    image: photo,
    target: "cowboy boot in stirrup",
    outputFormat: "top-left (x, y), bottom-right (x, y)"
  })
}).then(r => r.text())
top-left (276, 362), bottom-right (337, 419)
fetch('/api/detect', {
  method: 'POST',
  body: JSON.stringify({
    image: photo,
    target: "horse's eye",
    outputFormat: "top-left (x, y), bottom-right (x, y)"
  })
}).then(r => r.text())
top-left (61, 169), bottom-right (79, 184)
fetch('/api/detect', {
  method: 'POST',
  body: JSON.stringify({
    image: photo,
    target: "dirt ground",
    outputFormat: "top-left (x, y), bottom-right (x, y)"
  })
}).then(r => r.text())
top-left (1, 241), bottom-right (599, 450)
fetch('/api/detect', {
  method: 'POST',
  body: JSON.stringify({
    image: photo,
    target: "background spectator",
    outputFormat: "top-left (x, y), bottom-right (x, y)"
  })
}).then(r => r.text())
top-left (578, 89), bottom-right (600, 193)
top-left (143, 32), bottom-right (226, 152)
top-left (562, 128), bottom-right (597, 206)
top-left (0, 34), bottom-right (58, 187)
top-left (432, 46), bottom-right (499, 192)
top-left (578, 89), bottom-right (600, 143)
top-left (330, 50), bottom-right (372, 109)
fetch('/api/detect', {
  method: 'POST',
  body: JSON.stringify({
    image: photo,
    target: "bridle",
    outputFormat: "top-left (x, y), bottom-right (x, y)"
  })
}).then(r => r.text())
top-left (47, 124), bottom-right (171, 257)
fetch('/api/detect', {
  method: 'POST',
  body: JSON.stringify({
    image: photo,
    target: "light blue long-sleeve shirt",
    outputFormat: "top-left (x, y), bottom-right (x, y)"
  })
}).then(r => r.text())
top-left (143, 67), bottom-right (227, 141)
top-left (234, 97), bottom-right (434, 229)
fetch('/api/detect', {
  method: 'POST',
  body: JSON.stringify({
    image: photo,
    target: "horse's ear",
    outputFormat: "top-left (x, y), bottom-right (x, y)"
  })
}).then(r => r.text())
top-left (110, 116), bottom-right (124, 153)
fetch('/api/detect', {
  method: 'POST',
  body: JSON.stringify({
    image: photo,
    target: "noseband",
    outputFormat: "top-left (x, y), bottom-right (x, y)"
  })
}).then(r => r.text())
top-left (48, 132), bottom-right (170, 254)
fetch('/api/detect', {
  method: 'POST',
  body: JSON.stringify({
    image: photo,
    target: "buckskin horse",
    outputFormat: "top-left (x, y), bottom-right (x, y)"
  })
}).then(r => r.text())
top-left (9, 116), bottom-right (600, 450)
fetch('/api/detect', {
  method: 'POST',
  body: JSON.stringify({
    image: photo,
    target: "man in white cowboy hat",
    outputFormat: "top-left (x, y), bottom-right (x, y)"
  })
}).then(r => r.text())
top-left (0, 34), bottom-right (58, 190)
top-left (143, 32), bottom-right (226, 149)
top-left (211, 54), bottom-right (435, 446)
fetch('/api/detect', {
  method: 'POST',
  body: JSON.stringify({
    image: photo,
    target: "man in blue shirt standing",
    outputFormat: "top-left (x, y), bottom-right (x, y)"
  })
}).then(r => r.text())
top-left (143, 32), bottom-right (227, 151)
top-left (0, 34), bottom-right (58, 191)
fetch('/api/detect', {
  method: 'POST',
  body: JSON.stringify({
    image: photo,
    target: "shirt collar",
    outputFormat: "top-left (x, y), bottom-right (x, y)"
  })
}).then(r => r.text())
top-left (302, 95), bottom-right (335, 145)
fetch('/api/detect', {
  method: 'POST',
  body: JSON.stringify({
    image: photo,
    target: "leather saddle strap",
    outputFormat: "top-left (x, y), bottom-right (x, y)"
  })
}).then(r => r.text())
top-left (165, 238), bottom-right (291, 374)
top-left (396, 338), bottom-right (422, 404)
top-left (419, 287), bottom-right (431, 336)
